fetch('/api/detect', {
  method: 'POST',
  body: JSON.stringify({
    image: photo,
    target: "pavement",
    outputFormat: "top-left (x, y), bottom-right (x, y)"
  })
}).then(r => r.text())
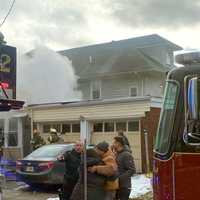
top-left (2, 181), bottom-right (58, 200)
top-left (2, 180), bottom-right (153, 200)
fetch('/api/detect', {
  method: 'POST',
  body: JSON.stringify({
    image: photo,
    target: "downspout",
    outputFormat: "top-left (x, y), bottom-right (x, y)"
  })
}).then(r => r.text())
top-left (30, 109), bottom-right (33, 139)
top-left (142, 78), bottom-right (144, 96)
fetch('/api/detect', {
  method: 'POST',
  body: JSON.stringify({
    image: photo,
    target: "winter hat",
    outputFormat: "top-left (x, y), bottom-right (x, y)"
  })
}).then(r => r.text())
top-left (96, 141), bottom-right (109, 152)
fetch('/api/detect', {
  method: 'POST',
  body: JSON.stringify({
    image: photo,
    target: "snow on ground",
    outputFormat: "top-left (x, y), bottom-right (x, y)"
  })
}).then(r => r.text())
top-left (46, 174), bottom-right (152, 200)
top-left (14, 182), bottom-right (29, 191)
top-left (130, 174), bottom-right (152, 198)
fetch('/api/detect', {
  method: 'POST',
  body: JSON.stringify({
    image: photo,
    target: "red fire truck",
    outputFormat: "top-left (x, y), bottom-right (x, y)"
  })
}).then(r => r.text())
top-left (153, 51), bottom-right (200, 200)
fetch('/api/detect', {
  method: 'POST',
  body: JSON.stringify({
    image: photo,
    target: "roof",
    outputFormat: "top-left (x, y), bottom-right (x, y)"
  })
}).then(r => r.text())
top-left (59, 34), bottom-right (182, 79)
top-left (27, 96), bottom-right (162, 110)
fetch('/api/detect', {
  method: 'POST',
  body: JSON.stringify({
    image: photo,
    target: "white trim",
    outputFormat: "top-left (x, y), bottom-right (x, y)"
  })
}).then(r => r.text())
top-left (142, 78), bottom-right (144, 96)
top-left (90, 80), bottom-right (102, 100)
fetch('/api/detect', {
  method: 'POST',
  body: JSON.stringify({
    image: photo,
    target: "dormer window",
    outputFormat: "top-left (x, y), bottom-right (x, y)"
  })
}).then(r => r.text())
top-left (91, 80), bottom-right (101, 100)
top-left (129, 87), bottom-right (137, 97)
top-left (89, 56), bottom-right (93, 64)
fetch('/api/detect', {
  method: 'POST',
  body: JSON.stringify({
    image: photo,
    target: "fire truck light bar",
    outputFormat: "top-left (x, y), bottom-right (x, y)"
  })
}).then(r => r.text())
top-left (0, 83), bottom-right (9, 89)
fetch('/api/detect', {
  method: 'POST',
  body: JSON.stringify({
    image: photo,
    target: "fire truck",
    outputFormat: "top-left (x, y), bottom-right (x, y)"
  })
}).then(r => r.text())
top-left (153, 51), bottom-right (200, 200)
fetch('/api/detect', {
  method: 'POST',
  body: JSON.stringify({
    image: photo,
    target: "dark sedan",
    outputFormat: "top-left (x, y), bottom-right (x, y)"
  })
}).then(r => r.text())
top-left (16, 143), bottom-right (74, 187)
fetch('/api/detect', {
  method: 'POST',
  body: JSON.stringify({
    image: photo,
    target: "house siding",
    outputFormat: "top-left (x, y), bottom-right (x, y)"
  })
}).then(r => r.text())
top-left (78, 72), bottom-right (165, 101)
top-left (141, 45), bottom-right (174, 67)
top-left (31, 100), bottom-right (151, 122)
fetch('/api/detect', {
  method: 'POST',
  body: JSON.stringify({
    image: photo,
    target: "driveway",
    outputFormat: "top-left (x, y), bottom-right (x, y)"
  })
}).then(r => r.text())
top-left (3, 181), bottom-right (58, 200)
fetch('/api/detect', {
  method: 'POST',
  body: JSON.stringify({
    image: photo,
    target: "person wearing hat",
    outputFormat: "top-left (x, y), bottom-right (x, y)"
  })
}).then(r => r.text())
top-left (47, 128), bottom-right (64, 144)
top-left (71, 148), bottom-right (107, 200)
top-left (58, 142), bottom-right (82, 200)
top-left (118, 130), bottom-right (130, 148)
top-left (112, 136), bottom-right (135, 200)
top-left (88, 141), bottom-right (118, 200)
top-left (30, 129), bottom-right (46, 150)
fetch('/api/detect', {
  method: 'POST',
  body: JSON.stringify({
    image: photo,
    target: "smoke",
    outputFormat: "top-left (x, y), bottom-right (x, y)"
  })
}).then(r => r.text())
top-left (17, 46), bottom-right (82, 105)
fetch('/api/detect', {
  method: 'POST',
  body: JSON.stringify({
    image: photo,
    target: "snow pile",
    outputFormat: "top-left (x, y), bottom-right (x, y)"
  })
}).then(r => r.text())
top-left (14, 182), bottom-right (29, 191)
top-left (129, 174), bottom-right (152, 198)
top-left (46, 175), bottom-right (152, 200)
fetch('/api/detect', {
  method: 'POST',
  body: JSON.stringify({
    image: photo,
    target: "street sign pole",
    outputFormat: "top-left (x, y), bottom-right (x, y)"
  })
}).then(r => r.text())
top-left (80, 116), bottom-right (87, 200)
top-left (83, 138), bottom-right (87, 200)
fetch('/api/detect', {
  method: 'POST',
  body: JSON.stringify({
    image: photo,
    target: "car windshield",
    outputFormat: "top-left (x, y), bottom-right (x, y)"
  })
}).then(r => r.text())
top-left (26, 145), bottom-right (71, 158)
top-left (155, 81), bottom-right (179, 155)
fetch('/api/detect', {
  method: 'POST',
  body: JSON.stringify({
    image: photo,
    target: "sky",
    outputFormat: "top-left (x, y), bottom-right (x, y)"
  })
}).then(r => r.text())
top-left (0, 0), bottom-right (200, 53)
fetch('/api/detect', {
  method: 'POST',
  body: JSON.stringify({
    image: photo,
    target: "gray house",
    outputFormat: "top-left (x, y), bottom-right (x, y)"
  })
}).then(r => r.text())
top-left (59, 34), bottom-right (181, 100)
top-left (1, 34), bottom-right (182, 173)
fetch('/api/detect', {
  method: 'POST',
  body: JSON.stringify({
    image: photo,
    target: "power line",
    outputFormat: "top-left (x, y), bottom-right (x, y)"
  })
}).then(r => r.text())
top-left (0, 0), bottom-right (16, 29)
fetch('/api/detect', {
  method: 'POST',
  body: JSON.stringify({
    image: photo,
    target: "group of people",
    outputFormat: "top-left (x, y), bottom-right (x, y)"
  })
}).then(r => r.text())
top-left (30, 128), bottom-right (63, 150)
top-left (30, 129), bottom-right (135, 200)
top-left (59, 131), bottom-right (135, 200)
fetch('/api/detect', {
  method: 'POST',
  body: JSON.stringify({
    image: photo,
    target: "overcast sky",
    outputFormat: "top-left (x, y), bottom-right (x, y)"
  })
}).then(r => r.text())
top-left (1, 0), bottom-right (200, 53)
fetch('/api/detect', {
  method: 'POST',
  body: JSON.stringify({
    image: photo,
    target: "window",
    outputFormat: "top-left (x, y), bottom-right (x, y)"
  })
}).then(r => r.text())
top-left (93, 123), bottom-right (103, 132)
top-left (43, 124), bottom-right (51, 133)
top-left (104, 122), bottom-right (114, 132)
top-left (72, 124), bottom-right (80, 133)
top-left (166, 53), bottom-right (171, 65)
top-left (128, 121), bottom-right (139, 131)
top-left (62, 124), bottom-right (71, 134)
top-left (8, 118), bottom-right (18, 147)
top-left (91, 80), bottom-right (101, 100)
top-left (130, 87), bottom-right (137, 97)
top-left (116, 122), bottom-right (127, 132)
top-left (155, 81), bottom-right (179, 154)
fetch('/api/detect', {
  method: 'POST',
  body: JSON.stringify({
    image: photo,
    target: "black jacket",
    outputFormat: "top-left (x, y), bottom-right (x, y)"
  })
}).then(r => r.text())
top-left (63, 149), bottom-right (81, 182)
top-left (122, 135), bottom-right (130, 147)
top-left (116, 148), bottom-right (136, 188)
top-left (70, 155), bottom-right (106, 200)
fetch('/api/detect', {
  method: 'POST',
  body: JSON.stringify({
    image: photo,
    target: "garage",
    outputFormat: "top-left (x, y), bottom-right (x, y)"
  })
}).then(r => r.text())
top-left (27, 97), bottom-right (161, 173)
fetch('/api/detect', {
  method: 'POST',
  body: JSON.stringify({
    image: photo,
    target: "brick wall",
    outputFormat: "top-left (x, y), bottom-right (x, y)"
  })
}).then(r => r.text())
top-left (140, 107), bottom-right (161, 173)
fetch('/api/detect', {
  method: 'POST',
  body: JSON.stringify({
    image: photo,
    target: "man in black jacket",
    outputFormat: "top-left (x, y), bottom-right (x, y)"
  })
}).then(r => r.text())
top-left (118, 130), bottom-right (130, 148)
top-left (112, 136), bottom-right (136, 200)
top-left (58, 143), bottom-right (82, 200)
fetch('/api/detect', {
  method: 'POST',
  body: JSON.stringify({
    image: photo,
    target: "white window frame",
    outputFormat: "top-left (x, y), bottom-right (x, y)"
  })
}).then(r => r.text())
top-left (61, 123), bottom-right (71, 134)
top-left (129, 86), bottom-right (138, 97)
top-left (42, 123), bottom-right (61, 133)
top-left (166, 52), bottom-right (171, 65)
top-left (90, 80), bottom-right (102, 100)
top-left (93, 122), bottom-right (104, 133)
top-left (127, 120), bottom-right (140, 132)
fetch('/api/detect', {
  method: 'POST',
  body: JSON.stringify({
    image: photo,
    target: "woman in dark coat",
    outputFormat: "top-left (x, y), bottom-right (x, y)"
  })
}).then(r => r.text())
top-left (70, 148), bottom-right (106, 200)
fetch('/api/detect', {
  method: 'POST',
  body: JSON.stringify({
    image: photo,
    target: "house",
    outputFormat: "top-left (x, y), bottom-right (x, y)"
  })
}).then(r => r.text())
top-left (1, 34), bottom-right (182, 173)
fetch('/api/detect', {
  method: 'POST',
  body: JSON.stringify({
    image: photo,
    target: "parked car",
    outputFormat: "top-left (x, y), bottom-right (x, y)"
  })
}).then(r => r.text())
top-left (16, 143), bottom-right (74, 187)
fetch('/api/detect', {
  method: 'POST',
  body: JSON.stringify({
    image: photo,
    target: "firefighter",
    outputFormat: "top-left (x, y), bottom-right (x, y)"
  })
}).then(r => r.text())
top-left (47, 128), bottom-right (64, 144)
top-left (0, 136), bottom-right (4, 160)
top-left (30, 129), bottom-right (46, 150)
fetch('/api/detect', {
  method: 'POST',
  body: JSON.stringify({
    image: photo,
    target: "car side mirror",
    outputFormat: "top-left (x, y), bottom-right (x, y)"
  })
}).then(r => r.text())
top-left (187, 77), bottom-right (200, 120)
top-left (184, 77), bottom-right (200, 145)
